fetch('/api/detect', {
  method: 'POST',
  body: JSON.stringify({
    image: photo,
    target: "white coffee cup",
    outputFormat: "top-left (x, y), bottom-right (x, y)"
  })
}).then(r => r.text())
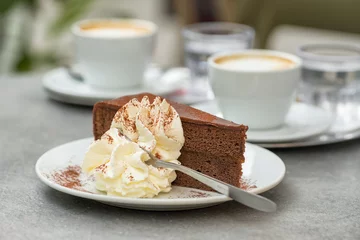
top-left (208, 49), bottom-right (302, 129)
top-left (72, 18), bottom-right (157, 89)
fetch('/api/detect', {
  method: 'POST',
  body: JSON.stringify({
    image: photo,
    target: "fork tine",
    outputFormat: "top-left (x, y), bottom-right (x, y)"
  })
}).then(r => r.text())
top-left (121, 133), bottom-right (160, 167)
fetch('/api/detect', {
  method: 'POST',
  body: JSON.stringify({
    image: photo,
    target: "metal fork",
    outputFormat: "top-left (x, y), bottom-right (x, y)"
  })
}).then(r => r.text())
top-left (124, 136), bottom-right (277, 212)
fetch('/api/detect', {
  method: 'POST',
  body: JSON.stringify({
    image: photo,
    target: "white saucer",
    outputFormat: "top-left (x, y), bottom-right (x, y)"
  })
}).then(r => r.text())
top-left (191, 101), bottom-right (333, 143)
top-left (42, 66), bottom-right (190, 106)
top-left (35, 137), bottom-right (285, 211)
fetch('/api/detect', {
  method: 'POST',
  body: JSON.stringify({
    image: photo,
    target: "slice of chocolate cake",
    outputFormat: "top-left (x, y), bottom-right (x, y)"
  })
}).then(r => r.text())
top-left (93, 93), bottom-right (248, 191)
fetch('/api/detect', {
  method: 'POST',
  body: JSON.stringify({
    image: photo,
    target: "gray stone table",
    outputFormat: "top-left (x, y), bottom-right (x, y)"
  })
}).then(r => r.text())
top-left (1, 74), bottom-right (360, 240)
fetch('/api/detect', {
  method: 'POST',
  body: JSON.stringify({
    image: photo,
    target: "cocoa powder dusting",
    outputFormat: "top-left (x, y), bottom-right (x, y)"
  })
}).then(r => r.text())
top-left (188, 190), bottom-right (210, 198)
top-left (239, 178), bottom-right (257, 191)
top-left (114, 104), bottom-right (136, 134)
top-left (95, 163), bottom-right (107, 174)
top-left (104, 134), bottom-right (114, 144)
top-left (162, 103), bottom-right (176, 131)
top-left (51, 165), bottom-right (82, 189)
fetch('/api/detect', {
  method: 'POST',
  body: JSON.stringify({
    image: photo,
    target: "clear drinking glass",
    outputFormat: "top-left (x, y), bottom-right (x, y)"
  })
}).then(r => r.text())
top-left (182, 22), bottom-right (255, 101)
top-left (297, 44), bottom-right (360, 132)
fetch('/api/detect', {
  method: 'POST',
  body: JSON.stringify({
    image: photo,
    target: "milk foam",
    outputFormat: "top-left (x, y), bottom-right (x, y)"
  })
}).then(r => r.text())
top-left (82, 28), bottom-right (145, 38)
top-left (218, 56), bottom-right (294, 71)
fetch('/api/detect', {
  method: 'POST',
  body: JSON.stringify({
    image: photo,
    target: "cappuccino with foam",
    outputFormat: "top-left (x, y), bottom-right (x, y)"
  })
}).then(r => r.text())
top-left (79, 21), bottom-right (152, 38)
top-left (214, 54), bottom-right (296, 71)
top-left (72, 19), bottom-right (157, 89)
top-left (208, 50), bottom-right (302, 129)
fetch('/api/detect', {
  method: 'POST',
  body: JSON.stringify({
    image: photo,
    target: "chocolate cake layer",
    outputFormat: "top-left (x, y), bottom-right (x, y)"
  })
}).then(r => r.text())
top-left (92, 93), bottom-right (247, 190)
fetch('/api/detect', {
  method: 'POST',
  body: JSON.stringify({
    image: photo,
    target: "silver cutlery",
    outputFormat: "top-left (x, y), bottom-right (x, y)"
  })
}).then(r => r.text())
top-left (124, 135), bottom-right (277, 212)
top-left (64, 64), bottom-right (84, 82)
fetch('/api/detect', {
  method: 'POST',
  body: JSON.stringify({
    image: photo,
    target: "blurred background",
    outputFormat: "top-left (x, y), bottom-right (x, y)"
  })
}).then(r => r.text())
top-left (1, 0), bottom-right (360, 74)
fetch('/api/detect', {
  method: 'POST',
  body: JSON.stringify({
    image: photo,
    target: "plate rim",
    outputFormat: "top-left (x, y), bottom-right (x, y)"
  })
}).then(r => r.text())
top-left (35, 137), bottom-right (285, 206)
top-left (191, 101), bottom-right (333, 143)
top-left (42, 67), bottom-right (181, 101)
top-left (256, 127), bottom-right (360, 148)
top-left (247, 103), bottom-right (333, 142)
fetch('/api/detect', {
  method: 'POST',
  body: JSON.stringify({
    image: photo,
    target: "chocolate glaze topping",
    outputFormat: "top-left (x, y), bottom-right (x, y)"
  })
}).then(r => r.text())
top-left (99, 93), bottom-right (247, 130)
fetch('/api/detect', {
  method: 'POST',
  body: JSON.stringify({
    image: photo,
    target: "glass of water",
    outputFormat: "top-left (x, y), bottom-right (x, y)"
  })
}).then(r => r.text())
top-left (182, 22), bottom-right (255, 102)
top-left (297, 44), bottom-right (360, 132)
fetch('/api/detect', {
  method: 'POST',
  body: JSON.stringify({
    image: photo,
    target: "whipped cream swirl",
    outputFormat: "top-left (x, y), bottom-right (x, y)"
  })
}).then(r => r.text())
top-left (82, 96), bottom-right (184, 198)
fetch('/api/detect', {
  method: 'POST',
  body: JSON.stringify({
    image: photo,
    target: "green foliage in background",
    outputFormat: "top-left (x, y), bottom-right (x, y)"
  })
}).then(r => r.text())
top-left (50, 0), bottom-right (93, 36)
top-left (0, 0), bottom-right (93, 72)
top-left (0, 0), bottom-right (34, 14)
top-left (0, 0), bottom-right (93, 34)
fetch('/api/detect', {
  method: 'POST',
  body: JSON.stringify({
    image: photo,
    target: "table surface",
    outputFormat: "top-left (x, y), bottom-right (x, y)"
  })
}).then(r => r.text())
top-left (1, 74), bottom-right (360, 240)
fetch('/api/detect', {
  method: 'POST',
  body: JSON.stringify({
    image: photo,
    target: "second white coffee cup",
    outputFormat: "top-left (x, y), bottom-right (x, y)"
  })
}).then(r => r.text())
top-left (208, 49), bottom-right (302, 129)
top-left (72, 18), bottom-right (157, 89)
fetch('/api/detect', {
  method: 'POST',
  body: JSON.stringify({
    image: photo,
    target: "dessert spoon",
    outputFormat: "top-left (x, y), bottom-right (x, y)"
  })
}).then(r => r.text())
top-left (124, 136), bottom-right (277, 212)
top-left (64, 64), bottom-right (84, 82)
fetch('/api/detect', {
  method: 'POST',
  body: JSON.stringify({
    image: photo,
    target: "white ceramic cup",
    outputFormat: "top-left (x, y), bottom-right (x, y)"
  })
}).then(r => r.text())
top-left (72, 19), bottom-right (157, 89)
top-left (208, 49), bottom-right (302, 129)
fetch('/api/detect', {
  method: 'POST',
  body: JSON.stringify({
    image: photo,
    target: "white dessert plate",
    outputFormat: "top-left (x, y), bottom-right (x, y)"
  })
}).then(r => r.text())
top-left (42, 66), bottom-right (190, 106)
top-left (191, 101), bottom-right (333, 143)
top-left (35, 137), bottom-right (285, 211)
